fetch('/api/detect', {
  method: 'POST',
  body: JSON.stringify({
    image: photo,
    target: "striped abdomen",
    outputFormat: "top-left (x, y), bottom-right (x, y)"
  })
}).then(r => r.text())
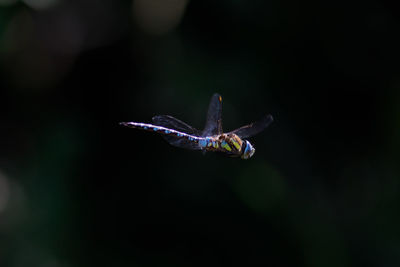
top-left (120, 122), bottom-right (200, 141)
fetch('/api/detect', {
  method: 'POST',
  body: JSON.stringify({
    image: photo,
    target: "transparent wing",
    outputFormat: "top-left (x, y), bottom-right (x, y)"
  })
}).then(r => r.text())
top-left (202, 93), bottom-right (223, 137)
top-left (152, 115), bottom-right (200, 136)
top-left (152, 115), bottom-right (202, 150)
top-left (229, 114), bottom-right (273, 139)
top-left (160, 135), bottom-right (202, 150)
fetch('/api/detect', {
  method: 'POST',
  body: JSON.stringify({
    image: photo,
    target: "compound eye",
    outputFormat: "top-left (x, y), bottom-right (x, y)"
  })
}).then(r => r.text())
top-left (241, 140), bottom-right (255, 159)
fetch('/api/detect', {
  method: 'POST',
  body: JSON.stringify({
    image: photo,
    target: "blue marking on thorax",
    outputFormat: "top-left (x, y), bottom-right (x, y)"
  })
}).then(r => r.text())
top-left (165, 130), bottom-right (170, 134)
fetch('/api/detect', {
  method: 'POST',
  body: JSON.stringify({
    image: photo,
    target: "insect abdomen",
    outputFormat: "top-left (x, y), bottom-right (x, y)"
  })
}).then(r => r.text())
top-left (120, 122), bottom-right (200, 142)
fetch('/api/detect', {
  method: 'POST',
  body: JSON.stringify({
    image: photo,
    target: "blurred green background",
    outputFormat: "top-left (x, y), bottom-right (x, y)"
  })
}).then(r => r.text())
top-left (1, 0), bottom-right (400, 266)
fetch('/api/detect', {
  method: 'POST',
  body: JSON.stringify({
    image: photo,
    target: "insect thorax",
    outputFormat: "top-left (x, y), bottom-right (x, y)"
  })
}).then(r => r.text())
top-left (202, 133), bottom-right (244, 156)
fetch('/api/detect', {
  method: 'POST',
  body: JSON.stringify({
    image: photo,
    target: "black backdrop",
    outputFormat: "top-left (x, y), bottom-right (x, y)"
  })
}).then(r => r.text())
top-left (1, 1), bottom-right (400, 266)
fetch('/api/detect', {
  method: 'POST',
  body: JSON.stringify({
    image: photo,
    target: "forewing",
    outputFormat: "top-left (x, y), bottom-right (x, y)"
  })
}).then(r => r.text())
top-left (202, 93), bottom-right (223, 136)
top-left (229, 114), bottom-right (273, 139)
top-left (152, 115), bottom-right (200, 136)
top-left (152, 115), bottom-right (201, 150)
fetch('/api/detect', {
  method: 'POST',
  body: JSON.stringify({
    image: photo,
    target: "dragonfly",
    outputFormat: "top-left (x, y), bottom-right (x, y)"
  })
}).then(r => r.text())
top-left (120, 93), bottom-right (273, 159)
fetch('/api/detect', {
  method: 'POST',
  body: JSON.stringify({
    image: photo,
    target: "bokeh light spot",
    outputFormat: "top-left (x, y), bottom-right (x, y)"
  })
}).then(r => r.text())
top-left (132, 0), bottom-right (189, 35)
top-left (1, 8), bottom-right (82, 89)
top-left (22, 0), bottom-right (60, 10)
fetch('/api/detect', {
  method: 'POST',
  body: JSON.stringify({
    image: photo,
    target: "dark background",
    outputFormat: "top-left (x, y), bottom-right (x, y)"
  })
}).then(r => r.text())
top-left (1, 0), bottom-right (400, 266)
